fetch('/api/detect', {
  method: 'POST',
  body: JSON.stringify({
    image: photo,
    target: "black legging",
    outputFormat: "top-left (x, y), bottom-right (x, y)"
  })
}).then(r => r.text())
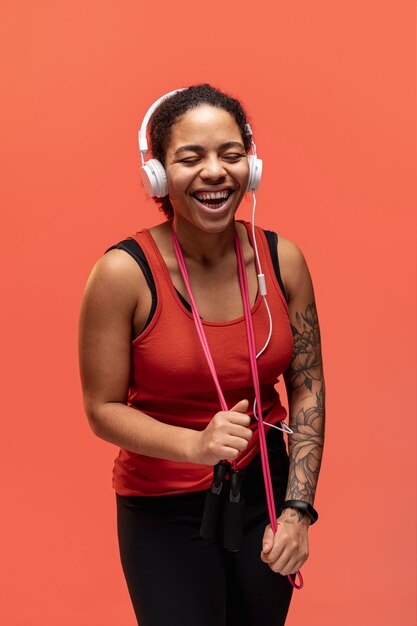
top-left (116, 428), bottom-right (294, 626)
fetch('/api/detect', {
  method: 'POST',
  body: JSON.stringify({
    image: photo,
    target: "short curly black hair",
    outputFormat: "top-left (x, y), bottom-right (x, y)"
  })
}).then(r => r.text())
top-left (148, 84), bottom-right (252, 219)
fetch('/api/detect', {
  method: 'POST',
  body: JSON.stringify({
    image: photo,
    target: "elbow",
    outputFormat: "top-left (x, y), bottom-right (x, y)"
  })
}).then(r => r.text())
top-left (83, 397), bottom-right (127, 440)
top-left (88, 415), bottom-right (103, 438)
top-left (84, 401), bottom-right (106, 438)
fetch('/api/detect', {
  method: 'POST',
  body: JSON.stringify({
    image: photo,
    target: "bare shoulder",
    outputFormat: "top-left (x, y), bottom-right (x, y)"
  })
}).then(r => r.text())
top-left (81, 248), bottom-right (148, 316)
top-left (277, 235), bottom-right (306, 269)
top-left (276, 235), bottom-right (313, 301)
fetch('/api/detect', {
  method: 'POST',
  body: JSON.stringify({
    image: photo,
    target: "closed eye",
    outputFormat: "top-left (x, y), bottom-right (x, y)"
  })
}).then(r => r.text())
top-left (223, 153), bottom-right (246, 162)
top-left (180, 157), bottom-right (201, 164)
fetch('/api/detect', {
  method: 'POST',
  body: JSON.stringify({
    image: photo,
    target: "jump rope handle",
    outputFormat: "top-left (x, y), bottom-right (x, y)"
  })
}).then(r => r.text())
top-left (200, 462), bottom-right (229, 542)
top-left (223, 468), bottom-right (245, 552)
top-left (200, 462), bottom-right (246, 553)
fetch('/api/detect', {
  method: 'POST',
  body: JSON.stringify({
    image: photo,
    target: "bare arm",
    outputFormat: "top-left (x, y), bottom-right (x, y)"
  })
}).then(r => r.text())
top-left (78, 249), bottom-right (199, 463)
top-left (281, 238), bottom-right (326, 510)
top-left (78, 249), bottom-right (252, 466)
top-left (260, 237), bottom-right (325, 575)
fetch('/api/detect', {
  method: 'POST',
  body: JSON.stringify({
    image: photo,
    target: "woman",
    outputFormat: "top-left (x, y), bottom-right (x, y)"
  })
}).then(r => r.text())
top-left (78, 84), bottom-right (325, 626)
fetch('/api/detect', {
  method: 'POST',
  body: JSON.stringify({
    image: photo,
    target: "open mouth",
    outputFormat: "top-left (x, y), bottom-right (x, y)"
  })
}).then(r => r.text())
top-left (191, 189), bottom-right (234, 210)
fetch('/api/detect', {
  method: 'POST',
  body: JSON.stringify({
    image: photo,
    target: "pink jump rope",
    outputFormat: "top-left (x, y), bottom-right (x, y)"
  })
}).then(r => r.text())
top-left (172, 220), bottom-right (303, 591)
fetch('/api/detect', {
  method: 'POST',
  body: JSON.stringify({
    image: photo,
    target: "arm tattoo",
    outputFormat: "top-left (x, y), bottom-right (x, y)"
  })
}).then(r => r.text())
top-left (284, 301), bottom-right (325, 505)
top-left (282, 508), bottom-right (306, 524)
top-left (286, 389), bottom-right (325, 502)
top-left (285, 302), bottom-right (322, 395)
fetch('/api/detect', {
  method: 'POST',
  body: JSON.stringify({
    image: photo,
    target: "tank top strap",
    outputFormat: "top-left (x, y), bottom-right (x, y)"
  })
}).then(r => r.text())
top-left (129, 228), bottom-right (167, 281)
top-left (128, 228), bottom-right (187, 316)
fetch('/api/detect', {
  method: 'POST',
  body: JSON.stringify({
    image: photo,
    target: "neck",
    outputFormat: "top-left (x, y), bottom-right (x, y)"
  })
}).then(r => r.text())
top-left (171, 217), bottom-right (238, 265)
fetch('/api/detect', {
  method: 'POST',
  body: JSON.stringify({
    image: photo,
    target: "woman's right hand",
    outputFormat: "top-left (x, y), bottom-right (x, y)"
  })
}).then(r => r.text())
top-left (194, 399), bottom-right (253, 465)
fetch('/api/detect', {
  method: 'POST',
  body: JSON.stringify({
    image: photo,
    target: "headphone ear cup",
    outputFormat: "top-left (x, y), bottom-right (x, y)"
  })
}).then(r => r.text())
top-left (140, 159), bottom-right (168, 197)
top-left (246, 155), bottom-right (263, 191)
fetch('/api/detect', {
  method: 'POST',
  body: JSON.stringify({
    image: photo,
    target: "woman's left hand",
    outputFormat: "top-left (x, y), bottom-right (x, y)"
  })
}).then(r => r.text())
top-left (260, 508), bottom-right (310, 575)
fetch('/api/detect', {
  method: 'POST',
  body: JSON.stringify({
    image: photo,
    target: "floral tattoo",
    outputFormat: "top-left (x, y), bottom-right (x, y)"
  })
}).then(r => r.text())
top-left (286, 302), bottom-right (322, 394)
top-left (284, 302), bottom-right (325, 506)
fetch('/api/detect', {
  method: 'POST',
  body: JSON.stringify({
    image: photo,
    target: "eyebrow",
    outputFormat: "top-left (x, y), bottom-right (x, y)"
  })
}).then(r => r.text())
top-left (173, 141), bottom-right (245, 156)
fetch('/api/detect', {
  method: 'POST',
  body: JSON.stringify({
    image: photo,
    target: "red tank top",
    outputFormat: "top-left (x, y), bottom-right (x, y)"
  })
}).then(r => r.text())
top-left (113, 221), bottom-right (293, 496)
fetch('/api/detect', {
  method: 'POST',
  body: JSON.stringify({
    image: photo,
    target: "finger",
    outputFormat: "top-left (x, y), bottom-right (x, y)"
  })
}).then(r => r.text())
top-left (222, 446), bottom-right (241, 460)
top-left (225, 435), bottom-right (250, 452)
top-left (229, 399), bottom-right (249, 414)
top-left (262, 534), bottom-right (286, 563)
top-left (281, 560), bottom-right (304, 577)
top-left (261, 528), bottom-right (284, 563)
top-left (228, 413), bottom-right (251, 428)
top-left (276, 558), bottom-right (303, 577)
top-left (222, 439), bottom-right (252, 459)
top-left (270, 543), bottom-right (308, 575)
top-left (261, 525), bottom-right (274, 554)
top-left (269, 550), bottom-right (293, 574)
top-left (229, 424), bottom-right (253, 440)
top-left (288, 553), bottom-right (309, 575)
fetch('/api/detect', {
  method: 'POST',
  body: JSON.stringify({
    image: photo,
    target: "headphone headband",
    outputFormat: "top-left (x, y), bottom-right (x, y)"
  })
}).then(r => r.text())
top-left (138, 88), bottom-right (262, 197)
top-left (138, 88), bottom-right (187, 159)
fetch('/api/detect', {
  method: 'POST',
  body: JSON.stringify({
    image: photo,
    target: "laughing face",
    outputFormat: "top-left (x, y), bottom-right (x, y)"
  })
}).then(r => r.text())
top-left (164, 105), bottom-right (250, 234)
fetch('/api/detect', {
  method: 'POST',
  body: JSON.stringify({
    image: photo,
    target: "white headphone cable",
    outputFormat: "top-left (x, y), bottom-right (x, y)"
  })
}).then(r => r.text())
top-left (250, 189), bottom-right (293, 435)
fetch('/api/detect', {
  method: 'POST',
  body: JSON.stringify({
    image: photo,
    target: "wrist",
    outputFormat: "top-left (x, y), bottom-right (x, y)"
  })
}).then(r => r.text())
top-left (184, 429), bottom-right (203, 464)
top-left (280, 499), bottom-right (319, 525)
top-left (280, 506), bottom-right (310, 526)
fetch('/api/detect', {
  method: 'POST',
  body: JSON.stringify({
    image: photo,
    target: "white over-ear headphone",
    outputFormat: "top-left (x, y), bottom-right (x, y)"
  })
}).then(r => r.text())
top-left (138, 88), bottom-right (263, 198)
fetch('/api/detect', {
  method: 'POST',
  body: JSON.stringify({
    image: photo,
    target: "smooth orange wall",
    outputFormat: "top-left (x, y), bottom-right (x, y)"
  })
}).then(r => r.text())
top-left (1, 2), bottom-right (415, 625)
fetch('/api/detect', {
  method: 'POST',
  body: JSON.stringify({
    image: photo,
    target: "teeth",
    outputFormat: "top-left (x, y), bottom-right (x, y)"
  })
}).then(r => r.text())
top-left (202, 200), bottom-right (227, 209)
top-left (194, 190), bottom-right (230, 201)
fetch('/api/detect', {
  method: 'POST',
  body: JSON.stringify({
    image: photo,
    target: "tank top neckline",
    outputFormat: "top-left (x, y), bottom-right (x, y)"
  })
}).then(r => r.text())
top-left (141, 220), bottom-right (263, 328)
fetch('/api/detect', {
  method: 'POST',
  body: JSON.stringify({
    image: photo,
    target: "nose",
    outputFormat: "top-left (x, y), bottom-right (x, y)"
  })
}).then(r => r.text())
top-left (200, 156), bottom-right (227, 182)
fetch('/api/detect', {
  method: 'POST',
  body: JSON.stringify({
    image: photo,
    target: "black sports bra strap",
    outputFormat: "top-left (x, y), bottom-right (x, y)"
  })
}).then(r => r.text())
top-left (263, 230), bottom-right (289, 303)
top-left (105, 239), bottom-right (158, 331)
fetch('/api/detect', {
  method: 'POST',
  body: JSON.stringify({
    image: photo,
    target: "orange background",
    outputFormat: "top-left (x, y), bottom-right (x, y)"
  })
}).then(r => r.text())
top-left (1, 2), bottom-right (416, 625)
